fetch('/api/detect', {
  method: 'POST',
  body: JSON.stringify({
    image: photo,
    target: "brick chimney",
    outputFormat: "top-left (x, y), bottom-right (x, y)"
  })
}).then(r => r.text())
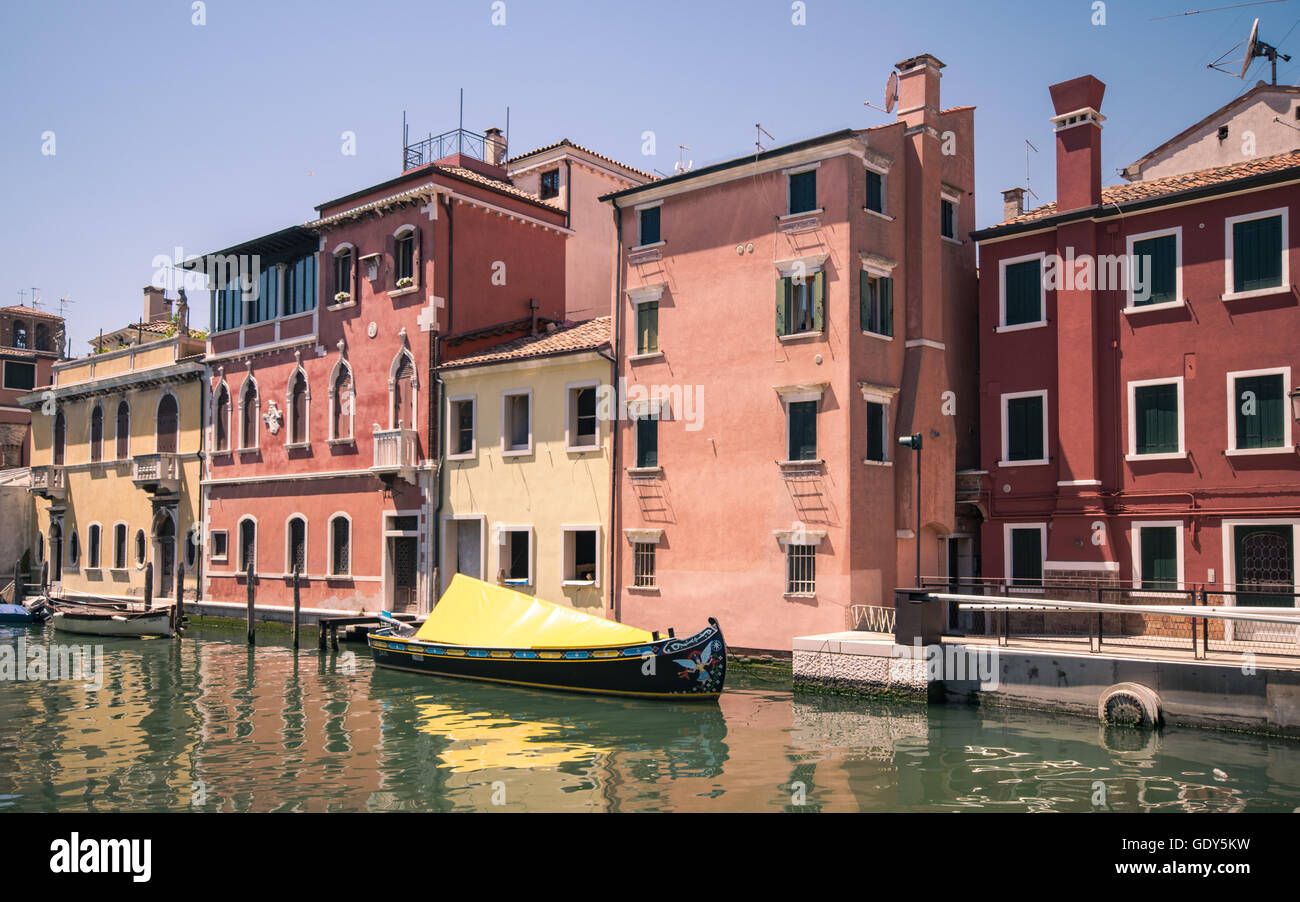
top-left (1002, 187), bottom-right (1026, 220)
top-left (142, 285), bottom-right (171, 323)
top-left (485, 127), bottom-right (506, 167)
top-left (1048, 75), bottom-right (1106, 213)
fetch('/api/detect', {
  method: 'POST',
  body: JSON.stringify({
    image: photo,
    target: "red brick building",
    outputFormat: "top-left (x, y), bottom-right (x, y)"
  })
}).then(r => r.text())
top-left (973, 75), bottom-right (1300, 634)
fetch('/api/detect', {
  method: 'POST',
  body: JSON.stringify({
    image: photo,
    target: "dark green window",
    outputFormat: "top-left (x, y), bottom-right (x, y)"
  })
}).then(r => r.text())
top-left (1232, 214), bottom-right (1283, 293)
top-left (284, 254), bottom-right (317, 315)
top-left (941, 199), bottom-right (956, 239)
top-left (1003, 258), bottom-right (1042, 326)
top-left (1139, 526), bottom-right (1178, 591)
top-left (1005, 394), bottom-right (1044, 462)
top-left (635, 414), bottom-right (658, 468)
top-left (859, 272), bottom-right (893, 337)
top-left (3, 361), bottom-right (35, 391)
top-left (574, 387), bottom-right (597, 447)
top-left (505, 531), bottom-right (529, 583)
top-left (453, 400), bottom-right (474, 455)
top-left (1133, 383), bottom-right (1180, 454)
top-left (1131, 234), bottom-right (1177, 306)
top-left (866, 402), bottom-right (886, 462)
top-left (1009, 528), bottom-right (1042, 586)
top-left (776, 273), bottom-right (825, 337)
top-left (788, 400), bottom-right (817, 461)
top-left (638, 206), bottom-right (660, 246)
top-left (1234, 373), bottom-right (1285, 449)
top-left (636, 301), bottom-right (658, 354)
top-left (789, 170), bottom-right (817, 214)
top-left (865, 170), bottom-right (884, 214)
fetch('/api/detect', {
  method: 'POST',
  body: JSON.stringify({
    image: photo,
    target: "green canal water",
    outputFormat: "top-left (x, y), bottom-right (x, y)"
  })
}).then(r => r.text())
top-left (2, 623), bottom-right (1298, 813)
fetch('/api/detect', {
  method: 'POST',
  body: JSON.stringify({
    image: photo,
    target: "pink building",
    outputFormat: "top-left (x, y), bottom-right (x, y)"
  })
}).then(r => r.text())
top-left (604, 54), bottom-right (980, 652)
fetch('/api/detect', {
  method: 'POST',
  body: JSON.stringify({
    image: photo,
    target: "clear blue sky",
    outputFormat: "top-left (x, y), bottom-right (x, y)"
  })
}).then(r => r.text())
top-left (2, 0), bottom-right (1298, 351)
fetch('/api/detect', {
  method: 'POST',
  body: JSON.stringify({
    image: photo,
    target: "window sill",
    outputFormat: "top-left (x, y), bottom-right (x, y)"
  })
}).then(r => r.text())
top-left (84, 567), bottom-right (102, 575)
top-left (1223, 285), bottom-right (1287, 302)
top-left (1123, 299), bottom-right (1185, 315)
top-left (502, 579), bottom-right (532, 588)
top-left (236, 447), bottom-right (259, 455)
top-left (628, 350), bottom-right (664, 363)
top-left (1225, 446), bottom-right (1295, 457)
top-left (326, 437), bottom-right (355, 447)
top-left (625, 585), bottom-right (659, 594)
top-left (562, 580), bottom-right (597, 588)
top-left (861, 330), bottom-right (893, 341)
top-left (783, 592), bottom-right (817, 600)
top-left (566, 443), bottom-right (600, 454)
top-left (501, 448), bottom-right (533, 458)
top-left (626, 466), bottom-right (663, 477)
top-left (862, 458), bottom-right (892, 467)
top-left (445, 451), bottom-right (476, 461)
top-left (210, 449), bottom-right (233, 459)
top-left (778, 331), bottom-right (823, 343)
top-left (997, 459), bottom-right (1049, 467)
top-left (995, 320), bottom-right (1047, 333)
top-left (1125, 451), bottom-right (1186, 462)
top-left (863, 207), bottom-right (894, 222)
top-left (780, 208), bottom-right (824, 221)
top-left (388, 285), bottom-right (421, 299)
top-left (210, 558), bottom-right (228, 566)
top-left (327, 300), bottom-right (357, 311)
top-left (779, 459), bottom-right (824, 471)
top-left (285, 441), bottom-right (310, 451)
top-left (631, 240), bottom-right (665, 252)
top-left (941, 235), bottom-right (963, 246)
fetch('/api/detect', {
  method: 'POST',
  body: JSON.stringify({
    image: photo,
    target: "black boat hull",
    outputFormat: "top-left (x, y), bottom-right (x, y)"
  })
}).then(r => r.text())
top-left (367, 618), bottom-right (726, 700)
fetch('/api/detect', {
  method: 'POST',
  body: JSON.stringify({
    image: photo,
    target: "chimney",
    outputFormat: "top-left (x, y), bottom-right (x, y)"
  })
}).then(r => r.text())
top-left (1047, 75), bottom-right (1106, 213)
top-left (894, 53), bottom-right (945, 130)
top-left (485, 127), bottom-right (506, 167)
top-left (1002, 187), bottom-right (1026, 220)
top-left (142, 285), bottom-right (171, 323)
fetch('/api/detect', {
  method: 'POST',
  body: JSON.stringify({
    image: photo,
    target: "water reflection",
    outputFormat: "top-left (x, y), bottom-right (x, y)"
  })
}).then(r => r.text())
top-left (0, 624), bottom-right (1298, 812)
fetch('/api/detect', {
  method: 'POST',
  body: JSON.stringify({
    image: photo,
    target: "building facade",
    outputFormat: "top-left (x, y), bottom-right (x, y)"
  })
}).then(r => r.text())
top-left (0, 304), bottom-right (64, 469)
top-left (438, 317), bottom-right (613, 611)
top-left (604, 54), bottom-right (979, 652)
top-left (973, 75), bottom-right (1300, 632)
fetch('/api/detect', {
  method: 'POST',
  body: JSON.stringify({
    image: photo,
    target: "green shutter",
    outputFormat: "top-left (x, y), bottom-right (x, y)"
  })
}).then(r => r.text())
top-left (1140, 527), bottom-right (1178, 591)
top-left (1135, 383), bottom-right (1179, 454)
top-left (1011, 528), bottom-right (1042, 584)
top-left (776, 277), bottom-right (789, 337)
top-left (637, 301), bottom-right (658, 354)
top-left (859, 270), bottom-right (870, 333)
top-left (1007, 396), bottom-right (1044, 461)
top-left (1234, 215), bottom-right (1283, 292)
top-left (866, 170), bottom-right (883, 213)
top-left (637, 416), bottom-right (658, 468)
top-left (789, 401), bottom-right (817, 460)
top-left (812, 271), bottom-right (825, 333)
top-left (1235, 374), bottom-right (1285, 449)
top-left (1004, 259), bottom-right (1041, 326)
top-left (1132, 234), bottom-right (1177, 306)
top-left (880, 277), bottom-right (893, 337)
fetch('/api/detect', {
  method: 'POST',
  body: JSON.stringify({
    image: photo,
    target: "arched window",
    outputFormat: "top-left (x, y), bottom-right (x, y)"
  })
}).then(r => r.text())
top-left (90, 404), bottom-right (103, 463)
top-left (330, 360), bottom-right (353, 440)
top-left (68, 530), bottom-right (79, 567)
top-left (115, 400), bottom-right (130, 459)
top-left (391, 351), bottom-right (416, 430)
top-left (214, 383), bottom-right (230, 452)
top-left (53, 409), bottom-right (65, 466)
top-left (135, 529), bottom-right (146, 567)
top-left (35, 323), bottom-right (51, 352)
top-left (113, 523), bottom-right (127, 569)
top-left (288, 369), bottom-right (308, 444)
top-left (88, 524), bottom-right (102, 569)
top-left (12, 321), bottom-right (28, 349)
top-left (287, 516), bottom-right (306, 575)
top-left (239, 518), bottom-right (257, 574)
top-left (330, 515), bottom-right (350, 577)
top-left (156, 394), bottom-right (178, 454)
top-left (394, 228), bottom-right (415, 284)
top-left (240, 378), bottom-right (259, 450)
top-left (333, 246), bottom-right (353, 301)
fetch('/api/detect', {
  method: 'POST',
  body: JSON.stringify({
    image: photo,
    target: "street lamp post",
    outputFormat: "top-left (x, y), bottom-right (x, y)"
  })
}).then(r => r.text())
top-left (898, 433), bottom-right (922, 588)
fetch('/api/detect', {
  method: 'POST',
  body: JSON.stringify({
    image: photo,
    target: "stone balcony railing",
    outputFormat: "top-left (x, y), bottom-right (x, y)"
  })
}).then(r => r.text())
top-left (372, 428), bottom-right (419, 484)
top-left (29, 465), bottom-right (66, 500)
top-left (132, 452), bottom-right (181, 494)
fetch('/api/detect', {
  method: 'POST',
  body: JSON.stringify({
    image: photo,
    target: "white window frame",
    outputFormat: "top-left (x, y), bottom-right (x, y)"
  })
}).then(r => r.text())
top-left (86, 521), bottom-right (103, 571)
top-left (783, 162), bottom-right (822, 218)
top-left (112, 521), bottom-right (128, 571)
top-left (940, 189), bottom-right (960, 243)
top-left (285, 366), bottom-right (311, 448)
top-left (114, 398), bottom-right (131, 461)
top-left (1003, 522), bottom-right (1047, 594)
top-left (500, 388), bottom-right (534, 457)
top-left (561, 525), bottom-right (602, 588)
top-left (1124, 225), bottom-right (1184, 312)
top-left (997, 251), bottom-right (1047, 332)
top-left (999, 389), bottom-right (1049, 466)
top-left (633, 200), bottom-right (664, 250)
top-left (66, 527), bottom-right (80, 570)
top-left (1131, 520), bottom-right (1186, 596)
top-left (392, 224), bottom-right (419, 290)
top-left (327, 358), bottom-right (355, 443)
top-left (330, 243), bottom-right (355, 305)
top-left (1224, 207), bottom-right (1289, 302)
top-left (863, 162), bottom-right (889, 218)
top-left (860, 383), bottom-right (896, 466)
top-left (565, 380), bottom-right (602, 452)
top-left (495, 524), bottom-right (535, 587)
top-left (210, 529), bottom-right (229, 565)
top-left (1226, 366), bottom-right (1292, 454)
top-left (1125, 376), bottom-right (1186, 461)
top-left (446, 394), bottom-right (477, 460)
top-left (328, 513), bottom-right (352, 577)
top-left (388, 348), bottom-right (419, 432)
top-left (860, 254), bottom-right (898, 340)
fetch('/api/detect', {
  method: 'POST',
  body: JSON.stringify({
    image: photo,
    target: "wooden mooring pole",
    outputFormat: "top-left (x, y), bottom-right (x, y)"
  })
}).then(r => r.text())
top-left (175, 557), bottom-right (185, 639)
top-left (144, 562), bottom-right (153, 611)
top-left (292, 566), bottom-right (301, 650)
top-left (246, 565), bottom-right (256, 646)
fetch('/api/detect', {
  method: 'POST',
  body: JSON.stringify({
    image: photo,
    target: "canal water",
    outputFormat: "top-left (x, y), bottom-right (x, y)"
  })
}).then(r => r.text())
top-left (2, 624), bottom-right (1298, 813)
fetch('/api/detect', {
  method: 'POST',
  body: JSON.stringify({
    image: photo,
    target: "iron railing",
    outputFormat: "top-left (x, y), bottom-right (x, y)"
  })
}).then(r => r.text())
top-left (403, 128), bottom-right (502, 169)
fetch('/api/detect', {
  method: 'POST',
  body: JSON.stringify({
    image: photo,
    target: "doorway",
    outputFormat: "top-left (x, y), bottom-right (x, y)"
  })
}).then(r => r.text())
top-left (390, 536), bottom-right (418, 612)
top-left (1231, 523), bottom-right (1296, 643)
top-left (441, 516), bottom-right (484, 594)
top-left (49, 521), bottom-right (63, 584)
top-left (154, 510), bottom-right (176, 599)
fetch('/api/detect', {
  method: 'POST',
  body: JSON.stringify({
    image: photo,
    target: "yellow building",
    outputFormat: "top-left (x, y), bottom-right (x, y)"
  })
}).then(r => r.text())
top-left (23, 321), bottom-right (206, 602)
top-left (438, 318), bottom-right (612, 613)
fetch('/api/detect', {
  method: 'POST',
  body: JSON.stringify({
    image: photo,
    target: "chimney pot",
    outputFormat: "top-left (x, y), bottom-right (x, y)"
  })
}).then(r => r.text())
top-left (1002, 187), bottom-right (1026, 220)
top-left (1047, 75), bottom-right (1106, 213)
top-left (142, 285), bottom-right (171, 323)
top-left (485, 127), bottom-right (506, 167)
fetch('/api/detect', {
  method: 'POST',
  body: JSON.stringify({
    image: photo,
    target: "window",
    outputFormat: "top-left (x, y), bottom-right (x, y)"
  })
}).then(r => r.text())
top-left (330, 362), bottom-right (354, 441)
top-left (329, 516), bottom-right (350, 576)
top-left (87, 524), bottom-right (101, 569)
top-left (333, 247), bottom-right (353, 300)
top-left (1128, 229), bottom-right (1180, 308)
top-left (239, 519), bottom-right (256, 574)
top-left (568, 385), bottom-right (598, 450)
top-left (134, 529), bottom-right (146, 567)
top-left (241, 379), bottom-right (259, 449)
top-left (391, 352), bottom-right (416, 430)
top-left (636, 301), bottom-right (659, 355)
top-left (185, 528), bottom-right (197, 569)
top-left (1227, 210), bottom-right (1286, 296)
top-left (53, 409), bottom-right (65, 466)
top-left (68, 530), bottom-right (79, 568)
top-left (3, 361), bottom-right (35, 390)
top-left (215, 272), bottom-right (243, 332)
top-left (34, 324), bottom-right (51, 352)
top-left (89, 404), bottom-right (103, 463)
top-left (786, 544), bottom-right (816, 595)
top-left (502, 391), bottom-right (531, 454)
top-left (1129, 379), bottom-right (1183, 458)
top-left (1001, 391), bottom-right (1047, 464)
top-left (12, 321), bottom-right (28, 349)
top-left (500, 528), bottom-right (531, 585)
top-left (633, 542), bottom-right (656, 588)
top-left (395, 229), bottom-right (415, 284)
top-left (865, 169), bottom-right (885, 214)
top-left (214, 384), bottom-right (230, 451)
top-left (284, 253), bottom-right (317, 316)
top-left (1000, 254), bottom-right (1045, 329)
top-left (941, 198), bottom-right (956, 239)
top-left (1229, 369), bottom-right (1289, 451)
top-left (638, 206), bottom-right (661, 246)
top-left (248, 264), bottom-right (279, 324)
top-left (789, 169), bottom-right (817, 215)
top-left (866, 401), bottom-right (887, 462)
top-left (1006, 525), bottom-right (1045, 587)
top-left (113, 524), bottom-right (127, 569)
top-left (288, 369), bottom-right (308, 444)
top-left (776, 273), bottom-right (824, 337)
top-left (564, 528), bottom-right (599, 585)
top-left (540, 169), bottom-right (560, 200)
top-left (634, 410), bottom-right (658, 469)
top-left (115, 400), bottom-right (130, 459)
top-left (787, 400), bottom-right (818, 461)
top-left (1133, 522), bottom-right (1182, 592)
top-left (211, 530), bottom-right (229, 564)
top-left (156, 394), bottom-right (178, 454)
top-left (860, 271), bottom-right (893, 337)
top-left (287, 516), bottom-right (306, 575)
top-left (448, 397), bottom-right (475, 457)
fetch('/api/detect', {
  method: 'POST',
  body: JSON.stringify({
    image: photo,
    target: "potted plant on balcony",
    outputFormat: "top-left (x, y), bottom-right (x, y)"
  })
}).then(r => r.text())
top-left (395, 277), bottom-right (414, 290)
top-left (333, 291), bottom-right (351, 304)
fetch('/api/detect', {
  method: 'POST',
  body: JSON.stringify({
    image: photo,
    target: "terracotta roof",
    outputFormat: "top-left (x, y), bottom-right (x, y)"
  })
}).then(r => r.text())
top-left (0, 305), bottom-right (63, 321)
top-left (440, 317), bottom-right (611, 370)
top-left (508, 139), bottom-right (657, 182)
top-left (435, 165), bottom-right (563, 208)
top-left (991, 150), bottom-right (1300, 229)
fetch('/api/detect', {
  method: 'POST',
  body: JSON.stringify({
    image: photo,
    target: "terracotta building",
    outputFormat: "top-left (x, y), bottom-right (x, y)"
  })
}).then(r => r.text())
top-left (0, 304), bottom-right (65, 468)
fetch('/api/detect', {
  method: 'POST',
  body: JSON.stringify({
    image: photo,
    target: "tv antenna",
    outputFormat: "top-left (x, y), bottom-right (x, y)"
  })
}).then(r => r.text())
top-left (1209, 17), bottom-right (1291, 84)
top-left (864, 70), bottom-right (900, 115)
top-left (56, 296), bottom-right (75, 320)
top-left (755, 123), bottom-right (774, 154)
top-left (1152, 0), bottom-right (1287, 21)
top-left (674, 144), bottom-right (693, 174)
top-left (29, 288), bottom-right (42, 311)
top-left (1024, 139), bottom-right (1040, 201)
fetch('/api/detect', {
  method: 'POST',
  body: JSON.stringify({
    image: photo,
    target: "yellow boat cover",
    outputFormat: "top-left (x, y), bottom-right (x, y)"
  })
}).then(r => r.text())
top-left (414, 574), bottom-right (654, 648)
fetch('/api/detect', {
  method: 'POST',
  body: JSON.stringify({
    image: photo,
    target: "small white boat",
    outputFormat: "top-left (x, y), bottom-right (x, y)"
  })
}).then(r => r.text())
top-left (50, 601), bottom-right (176, 638)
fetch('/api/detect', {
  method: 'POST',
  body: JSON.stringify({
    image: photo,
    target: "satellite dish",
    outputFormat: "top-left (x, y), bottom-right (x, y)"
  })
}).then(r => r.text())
top-left (885, 71), bottom-right (899, 113)
top-left (1240, 18), bottom-right (1260, 79)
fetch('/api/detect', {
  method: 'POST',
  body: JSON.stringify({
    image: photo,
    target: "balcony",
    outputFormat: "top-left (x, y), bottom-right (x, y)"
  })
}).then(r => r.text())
top-left (372, 428), bottom-right (419, 485)
top-left (132, 453), bottom-right (180, 495)
top-left (403, 127), bottom-right (502, 170)
top-left (29, 465), bottom-right (66, 500)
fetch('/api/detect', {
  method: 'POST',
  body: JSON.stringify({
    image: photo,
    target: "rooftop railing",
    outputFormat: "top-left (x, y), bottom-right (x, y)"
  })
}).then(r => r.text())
top-left (403, 127), bottom-right (503, 170)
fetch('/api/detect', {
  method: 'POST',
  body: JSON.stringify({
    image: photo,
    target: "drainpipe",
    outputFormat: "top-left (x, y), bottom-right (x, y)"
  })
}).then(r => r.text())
top-left (431, 193), bottom-right (454, 609)
top-left (608, 202), bottom-right (624, 620)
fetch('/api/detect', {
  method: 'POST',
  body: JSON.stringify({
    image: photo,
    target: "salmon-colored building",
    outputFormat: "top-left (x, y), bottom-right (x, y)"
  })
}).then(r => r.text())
top-left (973, 75), bottom-right (1300, 634)
top-left (604, 54), bottom-right (980, 652)
top-left (0, 304), bottom-right (65, 468)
